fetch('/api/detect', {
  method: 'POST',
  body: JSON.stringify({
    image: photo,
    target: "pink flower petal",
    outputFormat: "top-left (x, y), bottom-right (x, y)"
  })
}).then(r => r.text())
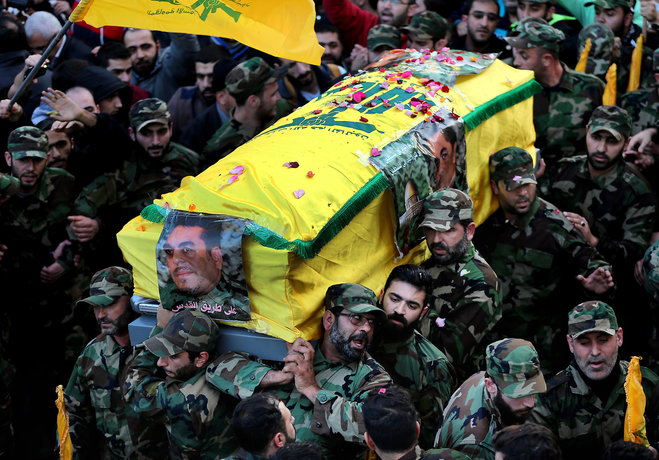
top-left (352, 91), bottom-right (366, 103)
top-left (313, 109), bottom-right (322, 114)
top-left (512, 175), bottom-right (522, 182)
top-left (307, 171), bottom-right (315, 178)
top-left (293, 189), bottom-right (305, 199)
top-left (284, 162), bottom-right (300, 168)
top-left (371, 147), bottom-right (381, 157)
top-left (380, 81), bottom-right (389, 90)
top-left (359, 116), bottom-right (368, 122)
top-left (229, 165), bottom-right (244, 175)
top-left (435, 317), bottom-right (446, 327)
top-left (405, 86), bottom-right (414, 93)
top-left (227, 175), bottom-right (239, 185)
top-left (395, 103), bottom-right (405, 111)
top-left (400, 71), bottom-right (412, 78)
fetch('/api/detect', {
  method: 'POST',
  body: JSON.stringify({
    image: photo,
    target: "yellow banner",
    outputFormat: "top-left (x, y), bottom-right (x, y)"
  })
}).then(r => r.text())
top-left (69, 0), bottom-right (323, 65)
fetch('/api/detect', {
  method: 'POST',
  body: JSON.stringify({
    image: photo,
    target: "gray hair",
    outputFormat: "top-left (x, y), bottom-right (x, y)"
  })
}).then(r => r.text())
top-left (25, 11), bottom-right (61, 40)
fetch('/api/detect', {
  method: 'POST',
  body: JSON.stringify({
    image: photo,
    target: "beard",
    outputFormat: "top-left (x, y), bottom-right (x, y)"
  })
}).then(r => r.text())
top-left (97, 306), bottom-right (135, 336)
top-left (587, 151), bottom-right (620, 171)
top-left (493, 391), bottom-right (533, 426)
top-left (329, 320), bottom-right (369, 363)
top-left (170, 362), bottom-right (199, 381)
top-left (381, 312), bottom-right (418, 342)
top-left (429, 231), bottom-right (469, 264)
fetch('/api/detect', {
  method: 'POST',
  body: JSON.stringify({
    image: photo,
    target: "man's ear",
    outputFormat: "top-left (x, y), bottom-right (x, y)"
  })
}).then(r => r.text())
top-left (378, 289), bottom-right (384, 303)
top-left (484, 377), bottom-right (498, 398)
top-left (466, 221), bottom-right (476, 242)
top-left (128, 126), bottom-right (136, 142)
top-left (210, 246), bottom-right (223, 272)
top-left (156, 40), bottom-right (162, 53)
top-left (322, 310), bottom-right (334, 332)
top-left (364, 431), bottom-right (377, 451)
top-left (490, 179), bottom-right (499, 195)
top-left (273, 432), bottom-right (286, 448)
top-left (194, 351), bottom-right (209, 368)
top-left (419, 305), bottom-right (429, 320)
top-left (4, 152), bottom-right (11, 168)
top-left (435, 38), bottom-right (448, 51)
top-left (616, 327), bottom-right (623, 347)
top-left (623, 11), bottom-right (633, 29)
top-left (546, 5), bottom-right (555, 20)
top-left (567, 334), bottom-right (575, 353)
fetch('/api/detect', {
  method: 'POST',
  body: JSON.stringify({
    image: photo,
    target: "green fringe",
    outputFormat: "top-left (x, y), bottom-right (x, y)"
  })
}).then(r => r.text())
top-left (246, 172), bottom-right (390, 259)
top-left (462, 79), bottom-right (542, 132)
top-left (141, 204), bottom-right (167, 223)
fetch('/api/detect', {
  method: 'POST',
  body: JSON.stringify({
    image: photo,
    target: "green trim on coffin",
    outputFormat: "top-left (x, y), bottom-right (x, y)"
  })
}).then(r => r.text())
top-left (462, 79), bottom-right (543, 132)
top-left (140, 78), bottom-right (541, 259)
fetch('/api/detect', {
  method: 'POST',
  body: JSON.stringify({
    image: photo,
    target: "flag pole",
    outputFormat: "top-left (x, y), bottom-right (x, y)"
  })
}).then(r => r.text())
top-left (8, 19), bottom-right (74, 111)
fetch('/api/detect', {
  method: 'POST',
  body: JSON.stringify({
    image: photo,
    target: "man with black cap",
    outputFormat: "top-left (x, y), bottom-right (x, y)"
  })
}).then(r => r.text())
top-left (124, 309), bottom-right (238, 457)
top-left (75, 65), bottom-right (132, 124)
top-left (65, 266), bottom-right (167, 458)
top-left (473, 146), bottom-right (614, 374)
top-left (206, 283), bottom-right (393, 460)
top-left (418, 188), bottom-right (501, 379)
top-left (437, 338), bottom-right (547, 459)
top-left (203, 57), bottom-right (285, 163)
top-left (531, 301), bottom-right (659, 459)
top-left (179, 58), bottom-right (238, 164)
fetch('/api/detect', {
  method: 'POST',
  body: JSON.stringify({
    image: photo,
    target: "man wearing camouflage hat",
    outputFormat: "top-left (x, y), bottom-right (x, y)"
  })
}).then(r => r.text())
top-left (540, 106), bottom-right (656, 358)
top-left (473, 146), bottom-right (614, 374)
top-left (206, 283), bottom-right (393, 459)
top-left (125, 309), bottom-right (239, 457)
top-left (203, 57), bottom-right (285, 162)
top-left (349, 24), bottom-right (402, 72)
top-left (65, 266), bottom-right (168, 458)
top-left (437, 338), bottom-right (547, 459)
top-left (506, 17), bottom-right (604, 167)
top-left (531, 301), bottom-right (659, 458)
top-left (402, 11), bottom-right (450, 51)
top-left (586, 0), bottom-right (644, 63)
top-left (577, 23), bottom-right (617, 79)
top-left (418, 188), bottom-right (501, 379)
top-left (69, 97), bottom-right (199, 250)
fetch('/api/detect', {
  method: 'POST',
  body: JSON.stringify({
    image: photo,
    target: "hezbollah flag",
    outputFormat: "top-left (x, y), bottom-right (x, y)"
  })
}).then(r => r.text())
top-left (69, 0), bottom-right (323, 64)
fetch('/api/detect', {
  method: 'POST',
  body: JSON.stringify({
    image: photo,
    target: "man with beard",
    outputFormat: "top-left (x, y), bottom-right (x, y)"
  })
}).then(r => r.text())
top-left (437, 338), bottom-right (547, 460)
top-left (229, 393), bottom-right (297, 459)
top-left (473, 147), bottom-right (614, 374)
top-left (65, 266), bottom-right (168, 459)
top-left (203, 57), bottom-right (284, 163)
top-left (205, 283), bottom-right (393, 460)
top-left (369, 264), bottom-right (456, 449)
top-left (417, 188), bottom-right (501, 379)
top-left (65, 97), bottom-right (199, 252)
top-left (167, 45), bottom-right (224, 140)
top-left (539, 106), bottom-right (656, 359)
top-left (449, 0), bottom-right (511, 58)
top-left (531, 301), bottom-right (659, 459)
top-left (279, 58), bottom-right (342, 108)
top-left (315, 21), bottom-right (347, 72)
top-left (124, 309), bottom-right (239, 457)
top-left (123, 29), bottom-right (199, 101)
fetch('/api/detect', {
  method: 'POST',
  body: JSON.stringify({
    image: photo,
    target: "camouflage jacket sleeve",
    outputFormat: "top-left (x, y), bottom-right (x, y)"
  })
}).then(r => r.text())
top-left (205, 351), bottom-right (273, 399)
top-left (310, 355), bottom-right (392, 442)
top-left (123, 345), bottom-right (168, 418)
top-left (73, 171), bottom-right (125, 219)
top-left (0, 173), bottom-right (19, 199)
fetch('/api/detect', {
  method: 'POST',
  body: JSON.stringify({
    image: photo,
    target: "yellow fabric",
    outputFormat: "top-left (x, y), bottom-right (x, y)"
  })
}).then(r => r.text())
top-left (56, 385), bottom-right (73, 460)
top-left (624, 356), bottom-right (649, 446)
top-left (118, 56), bottom-right (537, 342)
top-left (603, 63), bottom-right (617, 105)
top-left (69, 0), bottom-right (322, 65)
top-left (575, 38), bottom-right (592, 73)
top-left (626, 34), bottom-right (643, 93)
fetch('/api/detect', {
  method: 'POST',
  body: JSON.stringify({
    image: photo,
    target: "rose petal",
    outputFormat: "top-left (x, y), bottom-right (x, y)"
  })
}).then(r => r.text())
top-left (359, 116), bottom-right (368, 122)
top-left (313, 109), bottom-right (322, 114)
top-left (371, 147), bottom-right (380, 157)
top-left (441, 85), bottom-right (449, 93)
top-left (395, 103), bottom-right (405, 111)
top-left (400, 71), bottom-right (412, 78)
top-left (229, 165), bottom-right (244, 175)
top-left (136, 225), bottom-right (146, 232)
top-left (435, 317), bottom-right (446, 327)
top-left (457, 56), bottom-right (464, 61)
top-left (353, 91), bottom-right (366, 103)
top-left (189, 204), bottom-right (196, 211)
top-left (307, 171), bottom-right (315, 178)
top-left (405, 86), bottom-right (414, 93)
top-left (284, 162), bottom-right (300, 168)
top-left (227, 175), bottom-right (239, 185)
top-left (293, 189), bottom-right (305, 199)
top-left (512, 175), bottom-right (522, 182)
top-left (380, 81), bottom-right (389, 90)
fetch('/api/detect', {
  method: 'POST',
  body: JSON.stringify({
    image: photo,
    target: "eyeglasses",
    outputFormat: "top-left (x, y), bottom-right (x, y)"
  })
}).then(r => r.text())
top-left (470, 11), bottom-right (499, 21)
top-left (336, 312), bottom-right (380, 327)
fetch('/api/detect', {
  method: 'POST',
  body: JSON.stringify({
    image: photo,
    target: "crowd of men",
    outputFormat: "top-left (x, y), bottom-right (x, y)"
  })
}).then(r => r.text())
top-left (0, 0), bottom-right (659, 458)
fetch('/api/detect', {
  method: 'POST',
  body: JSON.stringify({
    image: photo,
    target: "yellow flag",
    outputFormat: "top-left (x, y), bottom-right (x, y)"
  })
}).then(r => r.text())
top-left (603, 63), bottom-right (617, 105)
top-left (575, 38), bottom-right (592, 73)
top-left (55, 385), bottom-right (73, 460)
top-left (626, 34), bottom-right (643, 92)
top-left (624, 356), bottom-right (649, 446)
top-left (69, 0), bottom-right (323, 65)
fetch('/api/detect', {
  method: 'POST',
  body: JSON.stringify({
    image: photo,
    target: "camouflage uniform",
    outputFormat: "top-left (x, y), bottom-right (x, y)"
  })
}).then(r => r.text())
top-left (367, 25), bottom-right (402, 52)
top-left (401, 11), bottom-right (449, 45)
top-left (473, 148), bottom-right (612, 373)
top-left (203, 58), bottom-right (284, 162)
top-left (124, 310), bottom-right (238, 459)
top-left (506, 20), bottom-right (604, 166)
top-left (577, 23), bottom-right (616, 79)
top-left (397, 446), bottom-right (471, 459)
top-left (437, 338), bottom-right (546, 460)
top-left (206, 284), bottom-right (393, 460)
top-left (369, 330), bottom-right (456, 449)
top-left (531, 301), bottom-right (659, 458)
top-left (417, 189), bottom-right (502, 376)
top-left (65, 267), bottom-right (167, 459)
top-left (0, 173), bottom-right (19, 199)
top-left (620, 50), bottom-right (659, 133)
top-left (74, 99), bottom-right (199, 228)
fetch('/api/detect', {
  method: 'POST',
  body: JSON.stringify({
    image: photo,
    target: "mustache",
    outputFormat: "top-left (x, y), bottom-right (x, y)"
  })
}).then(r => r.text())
top-left (349, 331), bottom-right (369, 342)
top-left (387, 312), bottom-right (408, 327)
top-left (430, 242), bottom-right (449, 251)
top-left (97, 316), bottom-right (112, 325)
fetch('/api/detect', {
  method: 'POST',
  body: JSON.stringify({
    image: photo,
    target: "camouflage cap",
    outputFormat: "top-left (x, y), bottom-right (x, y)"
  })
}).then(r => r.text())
top-left (325, 283), bottom-right (386, 321)
top-left (144, 309), bottom-right (220, 357)
top-left (578, 24), bottom-right (615, 76)
top-left (584, 0), bottom-right (635, 11)
top-left (504, 18), bottom-right (565, 53)
top-left (77, 266), bottom-right (133, 308)
top-left (367, 25), bottom-right (402, 52)
top-left (587, 105), bottom-right (632, 141)
top-left (129, 98), bottom-right (171, 132)
top-left (568, 301), bottom-right (618, 338)
top-left (419, 188), bottom-right (473, 232)
top-left (486, 338), bottom-right (546, 398)
top-left (642, 241), bottom-right (659, 301)
top-left (7, 126), bottom-right (48, 160)
top-left (225, 57), bottom-right (285, 101)
top-left (401, 11), bottom-right (449, 41)
top-left (489, 147), bottom-right (537, 191)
